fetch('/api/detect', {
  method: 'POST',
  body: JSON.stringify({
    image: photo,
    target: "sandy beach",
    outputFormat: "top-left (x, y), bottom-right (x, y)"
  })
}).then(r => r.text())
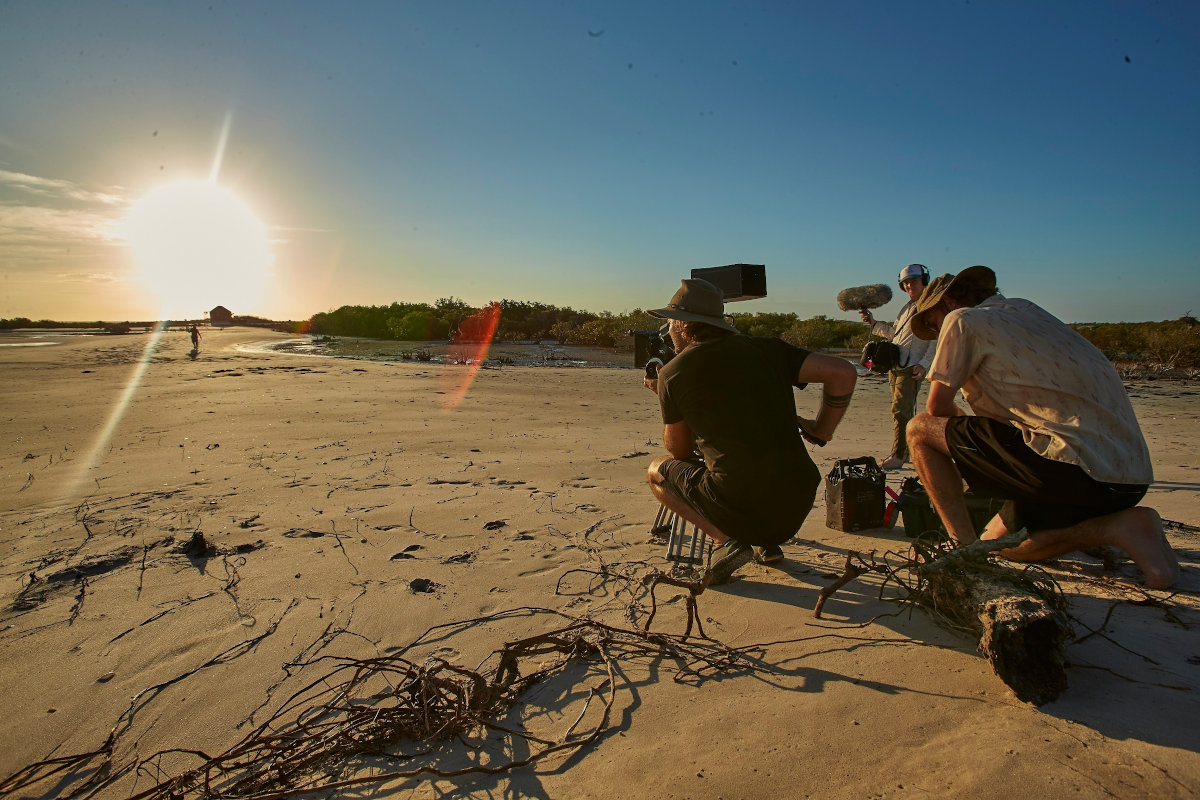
top-left (1, 326), bottom-right (1197, 799)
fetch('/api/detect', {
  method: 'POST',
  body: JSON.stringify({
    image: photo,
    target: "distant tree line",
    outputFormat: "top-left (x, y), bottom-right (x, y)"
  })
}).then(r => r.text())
top-left (301, 300), bottom-right (874, 351)
top-left (1072, 316), bottom-right (1199, 372)
top-left (5, 307), bottom-right (1196, 370)
top-left (0, 317), bottom-right (109, 329)
top-left (301, 302), bottom-right (1199, 369)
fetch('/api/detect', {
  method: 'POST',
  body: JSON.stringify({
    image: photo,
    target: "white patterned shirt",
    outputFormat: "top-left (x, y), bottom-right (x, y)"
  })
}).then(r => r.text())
top-left (928, 294), bottom-right (1152, 484)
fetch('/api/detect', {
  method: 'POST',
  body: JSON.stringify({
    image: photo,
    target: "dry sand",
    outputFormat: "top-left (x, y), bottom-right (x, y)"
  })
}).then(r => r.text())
top-left (1, 326), bottom-right (1197, 799)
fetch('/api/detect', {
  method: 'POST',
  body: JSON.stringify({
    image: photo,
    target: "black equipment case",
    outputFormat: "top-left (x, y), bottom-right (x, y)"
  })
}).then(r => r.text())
top-left (897, 476), bottom-right (1005, 541)
top-left (825, 456), bottom-right (886, 531)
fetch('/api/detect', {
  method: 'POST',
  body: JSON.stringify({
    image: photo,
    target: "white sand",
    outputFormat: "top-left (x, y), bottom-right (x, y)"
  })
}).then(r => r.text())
top-left (1, 327), bottom-right (1197, 798)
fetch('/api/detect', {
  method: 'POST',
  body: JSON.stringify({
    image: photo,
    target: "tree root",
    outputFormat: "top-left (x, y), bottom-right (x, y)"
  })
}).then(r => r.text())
top-left (0, 608), bottom-right (752, 800)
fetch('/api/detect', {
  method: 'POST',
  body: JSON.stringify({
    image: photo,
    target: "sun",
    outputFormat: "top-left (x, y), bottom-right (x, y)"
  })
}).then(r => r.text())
top-left (122, 180), bottom-right (273, 319)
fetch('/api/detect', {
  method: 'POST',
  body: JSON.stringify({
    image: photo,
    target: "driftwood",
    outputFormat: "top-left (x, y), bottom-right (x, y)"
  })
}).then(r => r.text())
top-left (817, 531), bottom-right (1072, 705)
top-left (920, 558), bottom-right (1069, 705)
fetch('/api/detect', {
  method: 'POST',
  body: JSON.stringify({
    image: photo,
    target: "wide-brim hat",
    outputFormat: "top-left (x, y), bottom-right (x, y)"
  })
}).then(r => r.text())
top-left (649, 278), bottom-right (740, 333)
top-left (911, 265), bottom-right (997, 340)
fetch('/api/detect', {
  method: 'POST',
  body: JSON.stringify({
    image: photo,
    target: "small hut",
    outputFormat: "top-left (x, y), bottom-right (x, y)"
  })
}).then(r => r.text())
top-left (209, 306), bottom-right (233, 326)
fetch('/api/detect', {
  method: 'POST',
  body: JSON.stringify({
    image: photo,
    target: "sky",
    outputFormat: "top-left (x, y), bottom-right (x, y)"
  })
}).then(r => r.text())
top-left (1, 1), bottom-right (1197, 325)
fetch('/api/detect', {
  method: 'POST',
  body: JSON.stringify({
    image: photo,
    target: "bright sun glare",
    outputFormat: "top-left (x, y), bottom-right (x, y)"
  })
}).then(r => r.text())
top-left (123, 180), bottom-right (272, 319)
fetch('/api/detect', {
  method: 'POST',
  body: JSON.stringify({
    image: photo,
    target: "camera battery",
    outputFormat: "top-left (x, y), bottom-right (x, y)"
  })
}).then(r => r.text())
top-left (825, 457), bottom-right (886, 532)
top-left (897, 477), bottom-right (1005, 541)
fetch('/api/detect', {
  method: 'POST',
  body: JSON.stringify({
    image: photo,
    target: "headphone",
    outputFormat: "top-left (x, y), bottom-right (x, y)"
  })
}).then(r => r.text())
top-left (898, 263), bottom-right (929, 288)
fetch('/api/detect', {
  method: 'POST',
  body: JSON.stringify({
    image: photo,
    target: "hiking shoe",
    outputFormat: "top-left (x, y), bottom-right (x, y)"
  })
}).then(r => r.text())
top-left (707, 540), bottom-right (754, 585)
top-left (754, 543), bottom-right (784, 564)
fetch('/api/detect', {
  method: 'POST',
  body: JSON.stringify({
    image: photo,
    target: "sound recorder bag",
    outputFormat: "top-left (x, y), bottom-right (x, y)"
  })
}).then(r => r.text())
top-left (860, 340), bottom-right (901, 373)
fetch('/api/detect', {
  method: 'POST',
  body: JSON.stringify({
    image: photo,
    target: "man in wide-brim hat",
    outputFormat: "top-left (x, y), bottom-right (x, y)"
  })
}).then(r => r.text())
top-left (643, 278), bottom-right (858, 585)
top-left (906, 266), bottom-right (1178, 588)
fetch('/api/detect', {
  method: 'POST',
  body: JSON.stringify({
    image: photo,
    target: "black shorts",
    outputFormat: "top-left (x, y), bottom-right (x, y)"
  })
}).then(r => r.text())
top-left (944, 416), bottom-right (1147, 532)
top-left (657, 457), bottom-right (816, 546)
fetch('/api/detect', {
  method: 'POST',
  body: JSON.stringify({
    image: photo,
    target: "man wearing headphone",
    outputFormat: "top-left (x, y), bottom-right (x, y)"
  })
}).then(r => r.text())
top-left (860, 264), bottom-right (934, 470)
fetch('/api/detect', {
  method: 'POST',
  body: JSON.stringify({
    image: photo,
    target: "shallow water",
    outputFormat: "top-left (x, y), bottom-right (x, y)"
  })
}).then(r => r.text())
top-left (0, 329), bottom-right (102, 347)
top-left (258, 336), bottom-right (639, 369)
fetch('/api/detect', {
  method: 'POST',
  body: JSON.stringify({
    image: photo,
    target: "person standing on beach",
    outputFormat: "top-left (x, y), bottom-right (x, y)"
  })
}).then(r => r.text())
top-left (906, 265), bottom-right (1178, 588)
top-left (644, 278), bottom-right (858, 584)
top-left (189, 323), bottom-right (201, 352)
top-left (858, 264), bottom-right (933, 470)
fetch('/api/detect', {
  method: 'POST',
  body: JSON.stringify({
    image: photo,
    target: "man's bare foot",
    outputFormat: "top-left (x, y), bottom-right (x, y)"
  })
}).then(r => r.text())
top-left (1111, 507), bottom-right (1179, 589)
top-left (879, 455), bottom-right (904, 471)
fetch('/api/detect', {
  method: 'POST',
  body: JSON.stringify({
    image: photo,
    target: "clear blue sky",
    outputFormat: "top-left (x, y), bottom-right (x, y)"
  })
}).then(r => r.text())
top-left (1, 1), bottom-right (1197, 323)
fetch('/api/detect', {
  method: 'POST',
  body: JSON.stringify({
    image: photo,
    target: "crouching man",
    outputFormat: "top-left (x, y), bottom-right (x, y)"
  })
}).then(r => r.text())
top-left (906, 266), bottom-right (1178, 589)
top-left (644, 278), bottom-right (858, 585)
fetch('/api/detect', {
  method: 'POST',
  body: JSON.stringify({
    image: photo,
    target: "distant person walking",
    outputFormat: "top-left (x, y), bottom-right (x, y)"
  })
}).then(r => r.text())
top-left (189, 324), bottom-right (201, 352)
top-left (859, 264), bottom-right (933, 470)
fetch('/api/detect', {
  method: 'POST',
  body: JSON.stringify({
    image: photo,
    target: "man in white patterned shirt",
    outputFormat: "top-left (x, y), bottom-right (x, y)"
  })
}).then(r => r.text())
top-left (860, 264), bottom-right (934, 470)
top-left (906, 266), bottom-right (1178, 589)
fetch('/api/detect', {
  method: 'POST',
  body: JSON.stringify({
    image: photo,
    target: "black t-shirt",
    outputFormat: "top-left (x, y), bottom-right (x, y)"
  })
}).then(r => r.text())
top-left (657, 334), bottom-right (817, 517)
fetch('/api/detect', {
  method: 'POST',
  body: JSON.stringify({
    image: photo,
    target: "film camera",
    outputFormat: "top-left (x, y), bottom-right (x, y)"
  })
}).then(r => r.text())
top-left (631, 263), bottom-right (767, 378)
top-left (631, 325), bottom-right (676, 379)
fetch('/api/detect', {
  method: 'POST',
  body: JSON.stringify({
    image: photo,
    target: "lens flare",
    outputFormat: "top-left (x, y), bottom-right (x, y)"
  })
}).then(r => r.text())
top-left (66, 323), bottom-right (169, 501)
top-left (440, 303), bottom-right (502, 412)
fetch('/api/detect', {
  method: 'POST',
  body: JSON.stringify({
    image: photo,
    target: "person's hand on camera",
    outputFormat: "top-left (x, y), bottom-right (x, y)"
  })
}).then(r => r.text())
top-left (859, 309), bottom-right (874, 325)
top-left (644, 376), bottom-right (658, 394)
top-left (796, 416), bottom-right (827, 447)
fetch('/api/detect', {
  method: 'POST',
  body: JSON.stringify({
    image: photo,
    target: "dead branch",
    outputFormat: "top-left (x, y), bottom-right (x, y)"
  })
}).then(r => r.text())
top-left (813, 551), bottom-right (872, 619)
top-left (1, 609), bottom-right (752, 800)
top-left (643, 571), bottom-right (707, 638)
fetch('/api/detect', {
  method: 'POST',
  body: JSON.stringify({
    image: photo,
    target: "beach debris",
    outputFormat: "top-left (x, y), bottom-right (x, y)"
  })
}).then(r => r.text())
top-left (181, 531), bottom-right (215, 558)
top-left (11, 547), bottom-right (140, 612)
top-left (282, 528), bottom-right (324, 538)
top-left (813, 534), bottom-right (1071, 705)
top-left (388, 544), bottom-right (424, 562)
top-left (409, 578), bottom-right (438, 593)
top-left (97, 672), bottom-right (115, 683)
top-left (0, 610), bottom-right (753, 799)
top-left (483, 519), bottom-right (506, 530)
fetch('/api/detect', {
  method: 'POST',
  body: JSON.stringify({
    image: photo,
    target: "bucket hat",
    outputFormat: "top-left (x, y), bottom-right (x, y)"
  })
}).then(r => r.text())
top-left (911, 265), bottom-right (997, 340)
top-left (649, 279), bottom-right (740, 333)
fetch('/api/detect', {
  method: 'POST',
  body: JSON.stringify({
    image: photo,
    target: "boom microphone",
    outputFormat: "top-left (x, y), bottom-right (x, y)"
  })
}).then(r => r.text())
top-left (837, 284), bottom-right (893, 312)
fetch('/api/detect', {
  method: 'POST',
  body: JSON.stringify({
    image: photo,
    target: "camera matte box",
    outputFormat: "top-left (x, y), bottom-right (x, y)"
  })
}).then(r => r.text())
top-left (690, 264), bottom-right (767, 302)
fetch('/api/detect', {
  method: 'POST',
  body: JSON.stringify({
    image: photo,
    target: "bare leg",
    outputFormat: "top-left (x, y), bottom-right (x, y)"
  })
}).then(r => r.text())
top-left (906, 414), bottom-right (977, 545)
top-left (991, 506), bottom-right (1178, 589)
top-left (647, 457), bottom-right (732, 546)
